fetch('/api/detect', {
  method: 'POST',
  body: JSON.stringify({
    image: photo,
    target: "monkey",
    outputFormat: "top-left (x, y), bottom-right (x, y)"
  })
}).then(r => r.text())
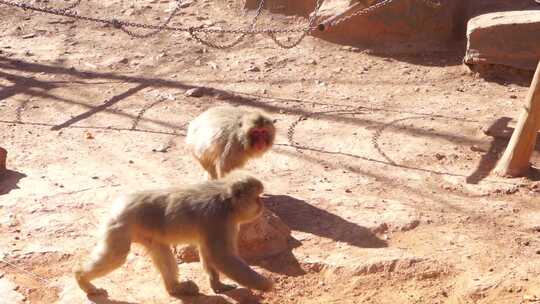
top-left (74, 171), bottom-right (274, 297)
top-left (186, 106), bottom-right (276, 180)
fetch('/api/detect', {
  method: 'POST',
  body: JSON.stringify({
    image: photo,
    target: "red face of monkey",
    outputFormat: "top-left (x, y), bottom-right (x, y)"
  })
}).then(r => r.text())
top-left (249, 128), bottom-right (273, 152)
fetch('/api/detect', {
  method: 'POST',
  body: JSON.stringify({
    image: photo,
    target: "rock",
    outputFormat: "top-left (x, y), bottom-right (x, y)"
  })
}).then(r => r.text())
top-left (0, 147), bottom-right (6, 171)
top-left (185, 87), bottom-right (205, 98)
top-left (176, 208), bottom-right (292, 262)
top-left (152, 143), bottom-right (170, 153)
top-left (247, 66), bottom-right (260, 72)
top-left (465, 11), bottom-right (540, 72)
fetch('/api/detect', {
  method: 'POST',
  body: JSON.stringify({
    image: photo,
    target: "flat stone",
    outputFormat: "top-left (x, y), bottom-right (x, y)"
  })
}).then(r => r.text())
top-left (465, 11), bottom-right (540, 71)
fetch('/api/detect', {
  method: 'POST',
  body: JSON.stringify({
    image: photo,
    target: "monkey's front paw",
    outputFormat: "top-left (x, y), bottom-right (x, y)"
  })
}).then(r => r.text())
top-left (212, 283), bottom-right (237, 294)
top-left (168, 281), bottom-right (200, 296)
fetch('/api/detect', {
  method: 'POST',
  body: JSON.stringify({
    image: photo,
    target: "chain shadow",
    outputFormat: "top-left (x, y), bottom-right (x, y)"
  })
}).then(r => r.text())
top-left (0, 119), bottom-right (185, 136)
top-left (264, 194), bottom-right (387, 249)
top-left (50, 83), bottom-right (149, 131)
top-left (1, 56), bottom-right (487, 149)
top-left (0, 70), bottom-right (181, 132)
top-left (0, 169), bottom-right (26, 196)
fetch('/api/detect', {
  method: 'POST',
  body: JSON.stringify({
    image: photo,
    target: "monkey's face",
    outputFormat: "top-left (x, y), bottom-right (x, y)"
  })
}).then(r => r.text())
top-left (245, 115), bottom-right (275, 155)
top-left (249, 128), bottom-right (273, 152)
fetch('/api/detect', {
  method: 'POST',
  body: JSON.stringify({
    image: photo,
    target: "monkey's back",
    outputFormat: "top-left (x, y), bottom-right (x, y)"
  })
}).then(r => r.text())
top-left (112, 182), bottom-right (233, 245)
top-left (186, 106), bottom-right (248, 160)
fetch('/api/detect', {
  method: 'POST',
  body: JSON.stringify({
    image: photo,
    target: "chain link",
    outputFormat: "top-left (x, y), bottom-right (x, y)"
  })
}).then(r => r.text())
top-left (287, 114), bottom-right (308, 153)
top-left (0, 0), bottom-right (308, 34)
top-left (267, 0), bottom-right (323, 49)
top-left (188, 0), bottom-right (266, 49)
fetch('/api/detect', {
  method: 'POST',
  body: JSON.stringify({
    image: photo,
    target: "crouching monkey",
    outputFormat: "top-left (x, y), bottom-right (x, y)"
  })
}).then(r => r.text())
top-left (186, 106), bottom-right (276, 180)
top-left (74, 172), bottom-right (274, 297)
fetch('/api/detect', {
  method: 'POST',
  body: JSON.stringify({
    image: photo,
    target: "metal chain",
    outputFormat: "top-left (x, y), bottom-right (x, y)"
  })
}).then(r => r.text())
top-left (188, 0), bottom-right (266, 49)
top-left (117, 0), bottom-right (181, 38)
top-left (267, 0), bottom-right (323, 49)
top-left (287, 114), bottom-right (308, 153)
top-left (0, 0), bottom-right (307, 34)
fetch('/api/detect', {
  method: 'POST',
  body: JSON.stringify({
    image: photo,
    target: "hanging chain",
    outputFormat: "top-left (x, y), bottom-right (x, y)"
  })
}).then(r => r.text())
top-left (267, 0), bottom-right (323, 49)
top-left (188, 0), bottom-right (266, 49)
top-left (0, 0), bottom-right (307, 34)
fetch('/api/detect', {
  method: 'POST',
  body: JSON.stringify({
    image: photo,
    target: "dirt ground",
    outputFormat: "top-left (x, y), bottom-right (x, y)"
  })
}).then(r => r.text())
top-left (1, 1), bottom-right (540, 303)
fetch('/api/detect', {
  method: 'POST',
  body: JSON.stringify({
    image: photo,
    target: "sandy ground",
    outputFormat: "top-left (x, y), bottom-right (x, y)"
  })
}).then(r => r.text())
top-left (1, 1), bottom-right (540, 303)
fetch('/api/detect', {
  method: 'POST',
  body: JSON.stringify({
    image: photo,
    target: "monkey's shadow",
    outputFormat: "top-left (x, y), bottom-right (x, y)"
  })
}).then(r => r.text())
top-left (251, 195), bottom-right (387, 279)
top-left (0, 169), bottom-right (26, 195)
top-left (264, 195), bottom-right (388, 249)
top-left (89, 289), bottom-right (260, 304)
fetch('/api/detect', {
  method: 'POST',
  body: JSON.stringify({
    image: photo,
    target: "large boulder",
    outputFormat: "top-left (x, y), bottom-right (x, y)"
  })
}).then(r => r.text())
top-left (248, 0), bottom-right (462, 47)
top-left (176, 208), bottom-right (292, 262)
top-left (312, 0), bottom-right (462, 48)
top-left (464, 11), bottom-right (540, 71)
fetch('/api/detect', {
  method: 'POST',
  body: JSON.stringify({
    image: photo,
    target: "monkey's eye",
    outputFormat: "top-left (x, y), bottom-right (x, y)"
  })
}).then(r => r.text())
top-left (272, 119), bottom-right (277, 124)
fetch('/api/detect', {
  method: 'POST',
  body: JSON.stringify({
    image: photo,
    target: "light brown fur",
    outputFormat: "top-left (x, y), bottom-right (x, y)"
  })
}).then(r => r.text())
top-left (186, 106), bottom-right (276, 179)
top-left (74, 172), bottom-right (273, 297)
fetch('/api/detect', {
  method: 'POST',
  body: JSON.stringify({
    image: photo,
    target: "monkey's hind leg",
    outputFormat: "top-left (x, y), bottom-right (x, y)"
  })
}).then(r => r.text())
top-left (199, 246), bottom-right (237, 293)
top-left (147, 242), bottom-right (200, 296)
top-left (74, 226), bottom-right (131, 296)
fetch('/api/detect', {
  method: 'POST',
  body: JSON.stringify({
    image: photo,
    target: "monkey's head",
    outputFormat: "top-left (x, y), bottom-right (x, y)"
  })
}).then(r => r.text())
top-left (226, 172), bottom-right (265, 223)
top-left (240, 112), bottom-right (276, 157)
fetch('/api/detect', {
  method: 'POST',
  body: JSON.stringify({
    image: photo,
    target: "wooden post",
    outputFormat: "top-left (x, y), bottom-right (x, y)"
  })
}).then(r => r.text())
top-left (494, 61), bottom-right (540, 177)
